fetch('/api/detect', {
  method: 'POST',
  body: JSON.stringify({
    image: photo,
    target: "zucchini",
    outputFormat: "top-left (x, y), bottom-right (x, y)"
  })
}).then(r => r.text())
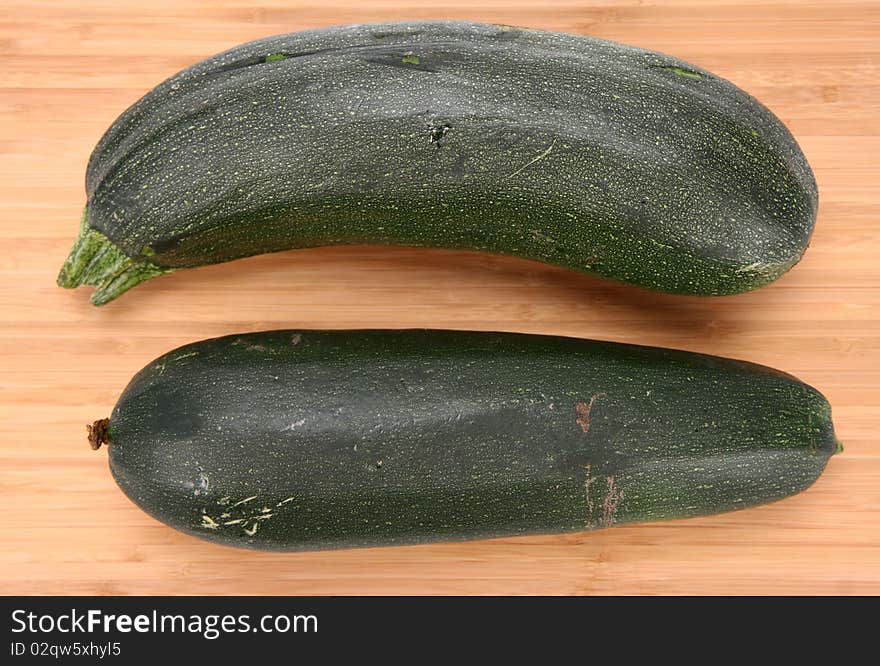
top-left (58, 20), bottom-right (817, 305)
top-left (94, 330), bottom-right (838, 551)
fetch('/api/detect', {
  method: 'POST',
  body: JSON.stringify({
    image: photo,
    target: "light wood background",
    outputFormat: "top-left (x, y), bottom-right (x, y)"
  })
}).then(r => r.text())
top-left (1, 0), bottom-right (877, 595)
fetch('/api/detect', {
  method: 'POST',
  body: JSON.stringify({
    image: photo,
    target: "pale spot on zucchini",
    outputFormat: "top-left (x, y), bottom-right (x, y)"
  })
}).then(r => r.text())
top-left (200, 514), bottom-right (219, 529)
top-left (282, 419), bottom-right (307, 431)
top-left (734, 257), bottom-right (799, 281)
top-left (198, 495), bottom-right (294, 536)
top-left (654, 65), bottom-right (703, 79)
top-left (505, 139), bottom-right (556, 180)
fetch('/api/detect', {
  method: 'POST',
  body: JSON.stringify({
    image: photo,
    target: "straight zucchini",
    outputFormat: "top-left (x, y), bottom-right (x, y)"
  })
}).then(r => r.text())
top-left (58, 20), bottom-right (817, 304)
top-left (93, 330), bottom-right (839, 551)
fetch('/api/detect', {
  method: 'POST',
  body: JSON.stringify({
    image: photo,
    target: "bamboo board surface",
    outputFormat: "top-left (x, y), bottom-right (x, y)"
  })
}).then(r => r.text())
top-left (1, 0), bottom-right (878, 595)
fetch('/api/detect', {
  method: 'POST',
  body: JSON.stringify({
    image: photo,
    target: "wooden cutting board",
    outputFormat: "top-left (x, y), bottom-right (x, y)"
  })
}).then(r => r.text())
top-left (1, 0), bottom-right (877, 595)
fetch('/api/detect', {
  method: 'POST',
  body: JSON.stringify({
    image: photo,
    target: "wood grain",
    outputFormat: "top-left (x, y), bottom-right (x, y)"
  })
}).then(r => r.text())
top-left (1, 0), bottom-right (877, 595)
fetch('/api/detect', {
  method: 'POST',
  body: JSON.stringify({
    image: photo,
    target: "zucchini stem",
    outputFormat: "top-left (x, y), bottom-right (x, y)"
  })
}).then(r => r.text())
top-left (88, 418), bottom-right (110, 450)
top-left (57, 206), bottom-right (172, 305)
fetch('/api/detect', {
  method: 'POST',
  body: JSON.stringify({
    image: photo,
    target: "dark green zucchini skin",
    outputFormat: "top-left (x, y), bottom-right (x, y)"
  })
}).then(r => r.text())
top-left (100, 330), bottom-right (838, 551)
top-left (59, 20), bottom-right (817, 305)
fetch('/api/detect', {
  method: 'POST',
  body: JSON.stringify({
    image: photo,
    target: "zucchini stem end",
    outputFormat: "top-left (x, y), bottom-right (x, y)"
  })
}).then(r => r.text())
top-left (57, 206), bottom-right (171, 305)
top-left (88, 418), bottom-right (110, 450)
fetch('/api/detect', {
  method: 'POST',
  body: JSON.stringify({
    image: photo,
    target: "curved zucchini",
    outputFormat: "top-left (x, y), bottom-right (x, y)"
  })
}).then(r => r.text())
top-left (59, 20), bottom-right (817, 305)
top-left (94, 330), bottom-right (838, 551)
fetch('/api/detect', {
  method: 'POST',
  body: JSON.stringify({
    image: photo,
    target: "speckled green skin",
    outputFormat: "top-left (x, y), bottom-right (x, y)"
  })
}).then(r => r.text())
top-left (61, 20), bottom-right (817, 304)
top-left (105, 330), bottom-right (837, 551)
